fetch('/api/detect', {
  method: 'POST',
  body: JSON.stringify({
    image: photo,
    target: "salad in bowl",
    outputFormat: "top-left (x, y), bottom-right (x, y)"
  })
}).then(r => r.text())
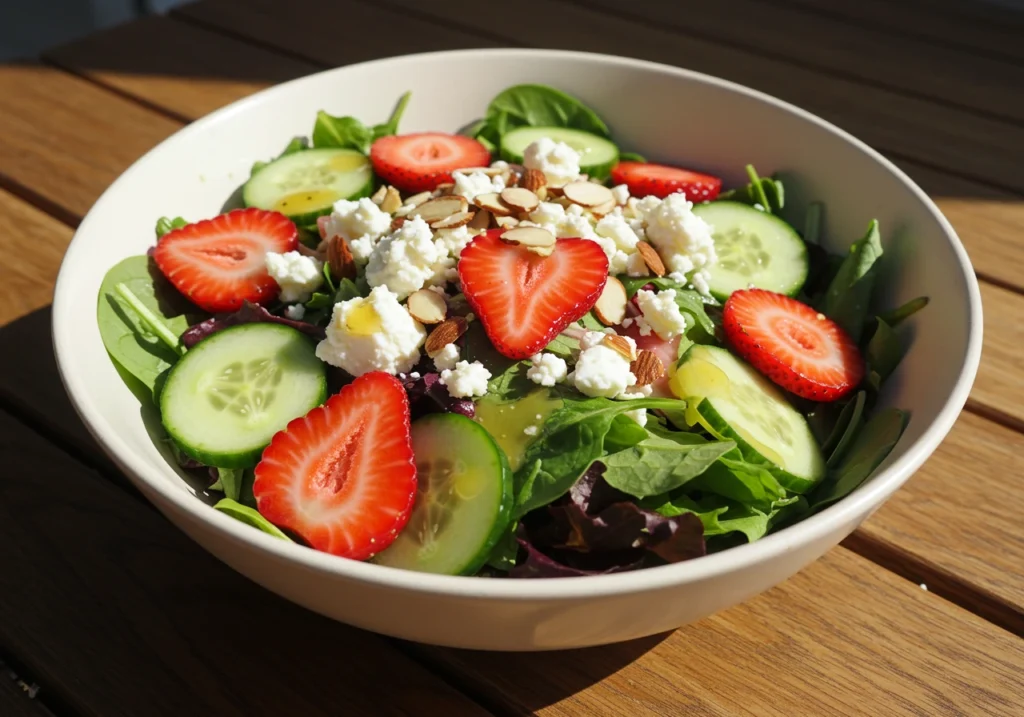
top-left (96, 83), bottom-right (925, 579)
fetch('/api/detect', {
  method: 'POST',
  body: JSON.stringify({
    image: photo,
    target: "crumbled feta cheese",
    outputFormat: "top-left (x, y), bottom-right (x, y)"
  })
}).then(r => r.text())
top-left (315, 285), bottom-right (426, 376)
top-left (528, 201), bottom-right (566, 227)
top-left (523, 138), bottom-right (581, 186)
top-left (523, 425), bottom-right (539, 437)
top-left (365, 217), bottom-right (447, 299)
top-left (434, 224), bottom-right (477, 259)
top-left (527, 352), bottom-right (568, 386)
top-left (643, 194), bottom-right (716, 293)
top-left (284, 304), bottom-right (306, 321)
top-left (595, 214), bottom-right (641, 252)
top-left (452, 170), bottom-right (506, 201)
top-left (265, 251), bottom-right (324, 303)
top-left (611, 184), bottom-right (630, 205)
top-left (624, 408), bottom-right (648, 427)
top-left (635, 289), bottom-right (691, 339)
top-left (571, 331), bottom-right (638, 398)
top-left (625, 251), bottom-right (649, 277)
top-left (633, 314), bottom-right (653, 337)
top-left (432, 342), bottom-right (460, 372)
top-left (690, 269), bottom-right (711, 296)
top-left (440, 360), bottom-right (491, 398)
top-left (323, 197), bottom-right (393, 264)
top-left (620, 384), bottom-right (654, 399)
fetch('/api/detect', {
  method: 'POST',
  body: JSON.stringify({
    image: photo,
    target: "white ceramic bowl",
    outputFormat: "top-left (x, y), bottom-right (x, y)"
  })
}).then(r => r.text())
top-left (53, 49), bottom-right (982, 651)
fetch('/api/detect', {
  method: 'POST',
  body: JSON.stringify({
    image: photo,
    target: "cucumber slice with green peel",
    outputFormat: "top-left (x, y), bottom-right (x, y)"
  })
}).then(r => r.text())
top-left (499, 126), bottom-right (619, 181)
top-left (373, 413), bottom-right (513, 576)
top-left (670, 345), bottom-right (825, 492)
top-left (242, 148), bottom-right (374, 225)
top-left (160, 323), bottom-right (327, 468)
top-left (694, 201), bottom-right (808, 301)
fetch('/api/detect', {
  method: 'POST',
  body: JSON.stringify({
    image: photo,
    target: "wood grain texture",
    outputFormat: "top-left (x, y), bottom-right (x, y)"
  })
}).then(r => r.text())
top-left (0, 409), bottom-right (490, 717)
top-left (420, 548), bottom-right (1024, 716)
top-left (973, 282), bottom-right (1024, 431)
top-left (858, 411), bottom-right (1024, 630)
top-left (0, 675), bottom-right (50, 717)
top-left (46, 15), bottom-right (321, 122)
top-left (373, 0), bottom-right (1024, 194)
top-left (0, 64), bottom-right (181, 219)
top-left (0, 190), bottom-right (71, 326)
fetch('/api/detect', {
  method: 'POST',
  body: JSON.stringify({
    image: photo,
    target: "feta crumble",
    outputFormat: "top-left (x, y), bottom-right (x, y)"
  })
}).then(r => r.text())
top-left (570, 331), bottom-right (638, 398)
top-left (264, 251), bottom-right (323, 303)
top-left (284, 304), bottom-right (306, 321)
top-left (452, 170), bottom-right (506, 201)
top-left (365, 216), bottom-right (447, 299)
top-left (440, 360), bottom-right (491, 398)
top-left (322, 197), bottom-right (393, 264)
top-left (523, 425), bottom-right (539, 437)
top-left (432, 342), bottom-right (460, 372)
top-left (642, 194), bottom-right (717, 293)
top-left (523, 138), bottom-right (581, 186)
top-left (527, 352), bottom-right (568, 386)
top-left (635, 289), bottom-right (691, 339)
top-left (624, 408), bottom-right (648, 427)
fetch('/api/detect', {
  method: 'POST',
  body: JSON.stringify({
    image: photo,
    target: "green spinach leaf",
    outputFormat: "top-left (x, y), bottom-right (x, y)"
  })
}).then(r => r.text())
top-left (544, 333), bottom-right (579, 358)
top-left (155, 216), bottom-right (188, 239)
top-left (878, 296), bottom-right (929, 327)
top-left (208, 468), bottom-right (244, 502)
top-left (803, 202), bottom-right (823, 245)
top-left (312, 91), bottom-right (412, 154)
top-left (602, 413), bottom-right (651, 453)
top-left (618, 151), bottom-right (647, 163)
top-left (865, 319), bottom-right (905, 387)
top-left (718, 164), bottom-right (784, 214)
top-left (822, 220), bottom-right (883, 342)
top-left (250, 136), bottom-right (308, 177)
top-left (684, 450), bottom-right (787, 510)
top-left (213, 499), bottom-right (292, 541)
top-left (602, 431), bottom-right (735, 498)
top-left (472, 84), bottom-right (611, 152)
top-left (618, 276), bottom-right (716, 334)
top-left (822, 390), bottom-right (866, 466)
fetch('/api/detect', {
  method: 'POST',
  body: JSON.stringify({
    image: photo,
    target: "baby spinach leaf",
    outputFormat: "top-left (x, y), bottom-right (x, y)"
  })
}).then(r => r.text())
top-left (461, 322), bottom-right (530, 402)
top-left (822, 220), bottom-right (883, 342)
top-left (371, 90), bottom-right (411, 140)
top-left (808, 408), bottom-right (908, 512)
top-left (208, 468), bottom-right (244, 502)
top-left (544, 333), bottom-right (579, 358)
top-left (648, 493), bottom-right (800, 542)
top-left (472, 84), bottom-right (611, 151)
top-left (485, 520), bottom-right (520, 571)
top-left (213, 499), bottom-right (292, 541)
top-left (313, 112), bottom-right (373, 154)
top-left (718, 164), bottom-right (784, 214)
top-left (512, 394), bottom-right (687, 518)
top-left (578, 311), bottom-right (605, 332)
top-left (618, 151), bottom-right (647, 163)
top-left (97, 255), bottom-right (195, 397)
top-left (803, 201), bottom-right (823, 245)
top-left (155, 216), bottom-right (188, 239)
top-left (618, 277), bottom-right (716, 334)
top-left (684, 450), bottom-right (787, 510)
top-left (865, 319), bottom-right (905, 387)
top-left (822, 390), bottom-right (866, 466)
top-left (602, 413), bottom-right (651, 453)
top-left (602, 432), bottom-right (735, 498)
top-left (878, 296), bottom-right (929, 327)
top-left (250, 136), bottom-right (309, 177)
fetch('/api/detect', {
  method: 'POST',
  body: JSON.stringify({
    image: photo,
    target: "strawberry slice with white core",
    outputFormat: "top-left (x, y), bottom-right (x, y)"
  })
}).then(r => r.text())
top-left (610, 161), bottom-right (722, 201)
top-left (153, 208), bottom-right (298, 313)
top-left (253, 372), bottom-right (417, 560)
top-left (370, 132), bottom-right (491, 194)
top-left (458, 229), bottom-right (609, 360)
top-left (723, 289), bottom-right (864, 402)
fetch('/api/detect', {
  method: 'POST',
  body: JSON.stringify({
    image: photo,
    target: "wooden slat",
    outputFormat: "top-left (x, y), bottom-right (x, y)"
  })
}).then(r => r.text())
top-left (890, 0), bottom-right (1024, 32)
top-left (369, 0), bottom-right (1024, 195)
top-left (858, 411), bottom-right (1024, 631)
top-left (0, 64), bottom-right (181, 220)
top-left (46, 15), bottom-right (321, 122)
top-left (781, 0), bottom-right (1024, 64)
top-left (581, 0), bottom-right (1024, 123)
top-left (0, 409), bottom-right (490, 717)
top-left (973, 282), bottom-right (1024, 431)
top-left (420, 548), bottom-right (1024, 716)
top-left (0, 675), bottom-right (50, 717)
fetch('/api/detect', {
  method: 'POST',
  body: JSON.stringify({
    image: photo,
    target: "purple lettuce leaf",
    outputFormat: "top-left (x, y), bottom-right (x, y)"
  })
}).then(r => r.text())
top-left (397, 371), bottom-right (474, 418)
top-left (181, 301), bottom-right (325, 348)
top-left (508, 536), bottom-right (643, 578)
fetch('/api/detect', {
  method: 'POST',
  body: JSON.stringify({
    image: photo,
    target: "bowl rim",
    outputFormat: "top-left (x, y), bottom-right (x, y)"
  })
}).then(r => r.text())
top-left (52, 47), bottom-right (983, 601)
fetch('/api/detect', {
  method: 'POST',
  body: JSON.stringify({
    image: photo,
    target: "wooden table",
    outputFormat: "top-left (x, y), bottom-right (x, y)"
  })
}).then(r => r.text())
top-left (2, 0), bottom-right (1023, 714)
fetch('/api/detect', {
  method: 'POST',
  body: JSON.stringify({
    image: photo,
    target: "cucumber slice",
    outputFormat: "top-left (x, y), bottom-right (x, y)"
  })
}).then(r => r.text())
top-left (160, 323), bottom-right (327, 468)
top-left (693, 201), bottom-right (808, 301)
top-left (242, 148), bottom-right (374, 225)
top-left (671, 345), bottom-right (825, 492)
top-left (499, 126), bottom-right (619, 181)
top-left (373, 413), bottom-right (513, 575)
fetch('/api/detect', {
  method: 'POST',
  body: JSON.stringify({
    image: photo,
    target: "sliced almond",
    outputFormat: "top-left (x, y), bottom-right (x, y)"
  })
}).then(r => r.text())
top-left (631, 350), bottom-right (666, 386)
top-left (501, 226), bottom-right (555, 248)
top-left (503, 169), bottom-right (518, 187)
top-left (494, 215), bottom-right (519, 229)
top-left (407, 289), bottom-right (448, 324)
top-left (370, 185), bottom-right (388, 205)
top-left (635, 241), bottom-right (667, 277)
top-left (327, 235), bottom-right (356, 280)
top-left (601, 333), bottom-right (637, 361)
top-left (425, 317), bottom-right (468, 356)
top-left (545, 184), bottom-right (565, 198)
top-left (563, 181), bottom-right (615, 207)
top-left (434, 182), bottom-right (455, 196)
top-left (500, 187), bottom-right (540, 213)
top-left (519, 168), bottom-right (546, 193)
top-left (468, 208), bottom-right (491, 230)
top-left (473, 192), bottom-right (513, 217)
top-left (408, 195), bottom-right (468, 223)
top-left (380, 186), bottom-right (403, 214)
top-left (589, 198), bottom-right (617, 218)
top-left (593, 277), bottom-right (628, 326)
top-left (430, 211), bottom-right (475, 230)
top-left (455, 166), bottom-right (504, 177)
top-left (404, 190), bottom-right (433, 207)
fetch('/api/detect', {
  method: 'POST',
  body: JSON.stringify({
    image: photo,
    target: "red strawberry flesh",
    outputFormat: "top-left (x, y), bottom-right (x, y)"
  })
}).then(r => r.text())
top-left (253, 372), bottom-right (417, 560)
top-left (610, 161), bottom-right (722, 202)
top-left (458, 229), bottom-right (609, 359)
top-left (370, 132), bottom-right (490, 194)
top-left (723, 289), bottom-right (864, 402)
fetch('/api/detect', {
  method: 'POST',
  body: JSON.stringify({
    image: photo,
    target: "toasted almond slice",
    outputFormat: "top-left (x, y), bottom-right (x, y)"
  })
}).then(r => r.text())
top-left (519, 168), bottom-right (546, 193)
top-left (431, 211), bottom-right (475, 230)
top-left (407, 289), bottom-right (448, 324)
top-left (527, 244), bottom-right (555, 257)
top-left (563, 181), bottom-right (615, 207)
top-left (631, 350), bottom-right (666, 386)
top-left (473, 192), bottom-right (513, 217)
top-left (501, 226), bottom-right (555, 249)
top-left (545, 184), bottom-right (565, 198)
top-left (434, 182), bottom-right (455, 196)
top-left (425, 317), bottom-right (468, 356)
top-left (380, 186), bottom-right (403, 214)
top-left (405, 191), bottom-right (433, 208)
top-left (409, 195), bottom-right (468, 223)
top-left (327, 235), bottom-right (357, 280)
top-left (500, 187), bottom-right (540, 213)
top-left (589, 198), bottom-right (617, 218)
top-left (494, 216), bottom-right (519, 229)
top-left (468, 208), bottom-right (491, 230)
top-left (455, 166), bottom-right (504, 177)
top-left (602, 334), bottom-right (637, 361)
top-left (593, 277), bottom-right (627, 326)
top-left (370, 185), bottom-right (388, 205)
top-left (635, 241), bottom-right (667, 277)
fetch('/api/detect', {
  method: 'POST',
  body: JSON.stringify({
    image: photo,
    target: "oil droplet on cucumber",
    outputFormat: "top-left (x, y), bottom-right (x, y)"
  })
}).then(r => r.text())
top-left (272, 189), bottom-right (341, 215)
top-left (474, 389), bottom-right (562, 471)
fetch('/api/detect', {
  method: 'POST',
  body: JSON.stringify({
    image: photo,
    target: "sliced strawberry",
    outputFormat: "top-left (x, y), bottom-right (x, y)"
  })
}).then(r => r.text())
top-left (723, 289), bottom-right (864, 402)
top-left (370, 132), bottom-right (490, 194)
top-left (458, 229), bottom-right (609, 359)
top-left (253, 372), bottom-right (417, 560)
top-left (153, 208), bottom-right (298, 313)
top-left (610, 161), bottom-right (722, 201)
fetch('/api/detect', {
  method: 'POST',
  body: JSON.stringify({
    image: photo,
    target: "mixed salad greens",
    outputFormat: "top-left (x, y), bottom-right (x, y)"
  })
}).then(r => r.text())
top-left (97, 84), bottom-right (926, 578)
